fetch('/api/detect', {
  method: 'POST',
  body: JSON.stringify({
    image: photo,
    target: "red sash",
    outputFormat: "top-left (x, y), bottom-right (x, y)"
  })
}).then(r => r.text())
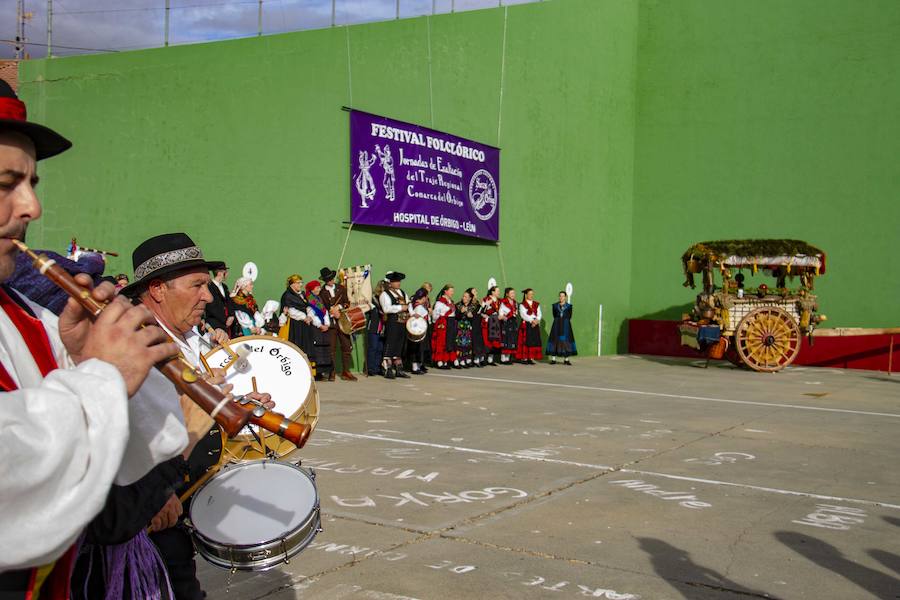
top-left (0, 287), bottom-right (71, 599)
top-left (0, 287), bottom-right (58, 391)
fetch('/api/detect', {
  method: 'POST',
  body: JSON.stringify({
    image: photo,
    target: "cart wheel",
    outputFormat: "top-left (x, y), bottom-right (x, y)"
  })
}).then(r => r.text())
top-left (734, 307), bottom-right (801, 372)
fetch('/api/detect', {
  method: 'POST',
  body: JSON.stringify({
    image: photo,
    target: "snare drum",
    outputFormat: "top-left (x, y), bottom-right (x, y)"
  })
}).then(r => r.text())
top-left (203, 336), bottom-right (319, 461)
top-left (406, 315), bottom-right (428, 342)
top-left (188, 460), bottom-right (321, 571)
top-left (338, 306), bottom-right (367, 335)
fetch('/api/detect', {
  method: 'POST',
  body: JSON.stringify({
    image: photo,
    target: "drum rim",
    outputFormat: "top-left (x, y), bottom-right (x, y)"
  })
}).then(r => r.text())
top-left (194, 508), bottom-right (321, 571)
top-left (189, 460), bottom-right (320, 548)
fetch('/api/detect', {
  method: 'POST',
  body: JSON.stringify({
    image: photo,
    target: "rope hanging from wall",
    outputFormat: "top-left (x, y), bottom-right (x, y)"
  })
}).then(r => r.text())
top-left (495, 6), bottom-right (509, 286)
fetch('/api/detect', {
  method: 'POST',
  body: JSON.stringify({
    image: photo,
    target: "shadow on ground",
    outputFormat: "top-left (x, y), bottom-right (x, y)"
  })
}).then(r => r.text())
top-left (636, 537), bottom-right (776, 598)
top-left (775, 531), bottom-right (900, 599)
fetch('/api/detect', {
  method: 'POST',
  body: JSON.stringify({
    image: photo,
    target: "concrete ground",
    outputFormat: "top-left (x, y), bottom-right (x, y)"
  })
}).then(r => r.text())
top-left (197, 356), bottom-right (900, 599)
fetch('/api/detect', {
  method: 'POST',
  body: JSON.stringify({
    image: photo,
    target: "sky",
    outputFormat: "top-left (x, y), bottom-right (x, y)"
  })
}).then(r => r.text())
top-left (1, 0), bottom-right (525, 59)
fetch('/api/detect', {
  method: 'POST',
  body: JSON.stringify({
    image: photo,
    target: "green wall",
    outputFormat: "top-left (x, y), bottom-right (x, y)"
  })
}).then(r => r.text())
top-left (19, 0), bottom-right (638, 356)
top-left (630, 0), bottom-right (900, 330)
top-left (17, 0), bottom-right (900, 356)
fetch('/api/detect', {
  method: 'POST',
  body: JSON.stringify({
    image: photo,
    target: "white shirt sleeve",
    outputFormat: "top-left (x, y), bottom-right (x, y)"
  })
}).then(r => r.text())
top-left (519, 303), bottom-right (530, 321)
top-left (520, 303), bottom-right (541, 323)
top-left (433, 301), bottom-right (451, 320)
top-left (499, 303), bottom-right (511, 318)
top-left (235, 311), bottom-right (254, 329)
top-left (380, 291), bottom-right (403, 314)
top-left (307, 307), bottom-right (331, 327)
top-left (537, 305), bottom-right (542, 321)
top-left (412, 305), bottom-right (429, 318)
top-left (0, 359), bottom-right (129, 570)
top-left (38, 299), bottom-right (187, 487)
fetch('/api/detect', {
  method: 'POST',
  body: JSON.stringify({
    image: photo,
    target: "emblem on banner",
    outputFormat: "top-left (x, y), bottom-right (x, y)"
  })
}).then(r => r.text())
top-left (468, 169), bottom-right (497, 221)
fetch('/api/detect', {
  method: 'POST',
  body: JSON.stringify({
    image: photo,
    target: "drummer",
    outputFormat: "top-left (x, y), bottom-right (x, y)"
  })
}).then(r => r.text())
top-left (379, 271), bottom-right (412, 379)
top-left (319, 266), bottom-right (357, 382)
top-left (116, 232), bottom-right (274, 600)
top-left (406, 287), bottom-right (430, 375)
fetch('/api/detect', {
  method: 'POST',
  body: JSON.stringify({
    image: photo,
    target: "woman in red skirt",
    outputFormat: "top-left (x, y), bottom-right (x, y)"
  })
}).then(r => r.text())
top-left (481, 286), bottom-right (502, 366)
top-left (431, 284), bottom-right (459, 368)
top-left (515, 288), bottom-right (543, 364)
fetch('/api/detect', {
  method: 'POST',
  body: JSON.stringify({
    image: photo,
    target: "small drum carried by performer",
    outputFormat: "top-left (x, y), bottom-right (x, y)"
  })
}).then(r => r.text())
top-left (406, 314), bottom-right (428, 342)
top-left (338, 305), bottom-right (367, 335)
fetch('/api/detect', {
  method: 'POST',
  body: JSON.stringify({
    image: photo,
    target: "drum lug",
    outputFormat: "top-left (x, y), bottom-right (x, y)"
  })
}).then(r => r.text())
top-left (315, 505), bottom-right (323, 533)
top-left (309, 468), bottom-right (316, 480)
top-left (281, 538), bottom-right (290, 564)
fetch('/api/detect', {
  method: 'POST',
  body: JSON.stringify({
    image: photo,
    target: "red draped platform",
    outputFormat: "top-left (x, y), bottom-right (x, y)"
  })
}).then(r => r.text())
top-left (628, 319), bottom-right (896, 373)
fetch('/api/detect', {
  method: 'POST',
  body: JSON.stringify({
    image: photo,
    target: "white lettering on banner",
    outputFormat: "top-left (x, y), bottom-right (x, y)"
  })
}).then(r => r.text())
top-left (369, 125), bottom-right (486, 163)
top-left (793, 504), bottom-right (867, 531)
top-left (370, 123), bottom-right (427, 147)
top-left (609, 480), bottom-right (711, 509)
top-left (330, 487), bottom-right (528, 509)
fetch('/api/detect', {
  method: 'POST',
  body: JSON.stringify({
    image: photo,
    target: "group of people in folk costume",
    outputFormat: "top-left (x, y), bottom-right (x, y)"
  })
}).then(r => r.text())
top-left (205, 266), bottom-right (579, 381)
top-left (202, 265), bottom-right (359, 382)
top-left (365, 272), bottom-right (578, 379)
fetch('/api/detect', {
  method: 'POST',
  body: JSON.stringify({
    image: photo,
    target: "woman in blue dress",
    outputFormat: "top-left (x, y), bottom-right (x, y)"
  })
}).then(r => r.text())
top-left (546, 291), bottom-right (576, 365)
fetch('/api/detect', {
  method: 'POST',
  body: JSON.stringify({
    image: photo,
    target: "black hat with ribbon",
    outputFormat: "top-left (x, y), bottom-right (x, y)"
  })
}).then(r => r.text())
top-left (385, 271), bottom-right (405, 282)
top-left (120, 232), bottom-right (218, 297)
top-left (319, 267), bottom-right (337, 282)
top-left (0, 80), bottom-right (71, 160)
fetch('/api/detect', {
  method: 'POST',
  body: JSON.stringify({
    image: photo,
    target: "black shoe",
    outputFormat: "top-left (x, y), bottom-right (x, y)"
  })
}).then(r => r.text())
top-left (550, 360), bottom-right (557, 365)
top-left (395, 368), bottom-right (411, 379)
top-left (452, 363), bottom-right (462, 369)
top-left (527, 359), bottom-right (535, 365)
top-left (385, 367), bottom-right (396, 379)
top-left (488, 361), bottom-right (498, 367)
top-left (475, 362), bottom-right (484, 368)
top-left (564, 360), bottom-right (573, 366)
top-left (420, 366), bottom-right (429, 373)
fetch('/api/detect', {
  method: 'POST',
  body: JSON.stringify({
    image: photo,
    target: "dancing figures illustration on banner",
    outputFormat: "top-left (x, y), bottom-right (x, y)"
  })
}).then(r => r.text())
top-left (375, 145), bottom-right (395, 202)
top-left (355, 150), bottom-right (377, 208)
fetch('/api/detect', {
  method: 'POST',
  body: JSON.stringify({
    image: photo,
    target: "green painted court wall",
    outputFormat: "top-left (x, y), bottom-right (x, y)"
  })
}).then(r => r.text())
top-left (17, 0), bottom-right (900, 357)
top-left (630, 0), bottom-right (900, 331)
top-left (19, 0), bottom-right (638, 356)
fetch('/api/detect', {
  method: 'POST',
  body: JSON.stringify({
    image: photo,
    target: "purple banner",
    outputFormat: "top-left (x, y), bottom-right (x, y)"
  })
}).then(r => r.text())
top-left (350, 110), bottom-right (500, 241)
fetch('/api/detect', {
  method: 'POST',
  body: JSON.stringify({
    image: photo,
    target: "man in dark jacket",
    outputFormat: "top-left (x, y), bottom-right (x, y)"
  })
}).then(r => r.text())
top-left (204, 262), bottom-right (237, 337)
top-left (319, 266), bottom-right (357, 381)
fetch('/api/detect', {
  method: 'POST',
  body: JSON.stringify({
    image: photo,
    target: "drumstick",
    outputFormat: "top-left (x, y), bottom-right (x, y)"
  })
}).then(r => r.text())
top-left (251, 376), bottom-right (268, 456)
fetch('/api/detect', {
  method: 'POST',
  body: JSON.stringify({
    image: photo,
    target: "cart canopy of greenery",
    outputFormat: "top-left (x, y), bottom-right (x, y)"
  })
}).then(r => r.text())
top-left (682, 239), bottom-right (825, 273)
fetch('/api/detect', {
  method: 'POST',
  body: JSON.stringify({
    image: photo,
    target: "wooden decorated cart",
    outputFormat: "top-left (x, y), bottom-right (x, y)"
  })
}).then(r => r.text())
top-left (678, 239), bottom-right (827, 372)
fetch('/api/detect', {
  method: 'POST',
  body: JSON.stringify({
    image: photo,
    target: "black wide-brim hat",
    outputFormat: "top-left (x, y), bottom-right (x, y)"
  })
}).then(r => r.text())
top-left (120, 232), bottom-right (218, 297)
top-left (386, 271), bottom-right (405, 282)
top-left (0, 80), bottom-right (71, 160)
top-left (319, 267), bottom-right (337, 281)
